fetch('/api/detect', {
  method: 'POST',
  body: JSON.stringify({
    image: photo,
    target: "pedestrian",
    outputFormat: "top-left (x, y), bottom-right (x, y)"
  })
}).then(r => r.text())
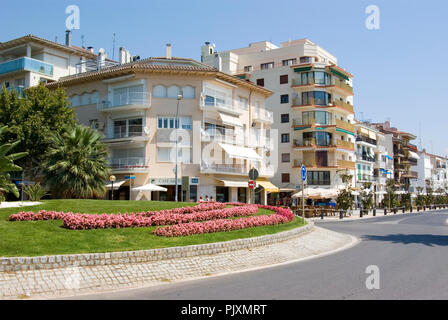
top-left (210, 196), bottom-right (215, 202)
top-left (205, 195), bottom-right (209, 202)
top-left (199, 196), bottom-right (204, 202)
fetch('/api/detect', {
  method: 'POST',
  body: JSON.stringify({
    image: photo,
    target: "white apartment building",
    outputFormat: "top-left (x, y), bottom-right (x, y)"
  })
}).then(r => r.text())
top-left (47, 48), bottom-right (275, 204)
top-left (411, 151), bottom-right (448, 193)
top-left (354, 121), bottom-right (394, 205)
top-left (201, 39), bottom-right (356, 202)
top-left (0, 32), bottom-right (116, 94)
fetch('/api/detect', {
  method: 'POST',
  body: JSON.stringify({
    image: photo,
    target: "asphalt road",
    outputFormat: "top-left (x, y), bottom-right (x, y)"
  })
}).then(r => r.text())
top-left (73, 210), bottom-right (448, 300)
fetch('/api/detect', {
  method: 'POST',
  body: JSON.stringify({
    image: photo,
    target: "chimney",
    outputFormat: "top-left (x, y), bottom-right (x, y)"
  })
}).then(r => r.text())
top-left (87, 46), bottom-right (94, 53)
top-left (97, 48), bottom-right (106, 70)
top-left (65, 30), bottom-right (72, 47)
top-left (166, 43), bottom-right (172, 59)
top-left (119, 47), bottom-right (126, 64)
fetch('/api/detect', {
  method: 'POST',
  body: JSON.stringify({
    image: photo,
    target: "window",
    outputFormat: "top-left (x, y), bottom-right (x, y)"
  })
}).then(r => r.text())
top-left (113, 118), bottom-right (143, 138)
top-left (281, 114), bottom-right (289, 123)
top-left (81, 93), bottom-right (90, 106)
top-left (239, 97), bottom-right (248, 110)
top-left (301, 91), bottom-right (331, 106)
top-left (280, 94), bottom-right (289, 104)
top-left (300, 57), bottom-right (311, 64)
top-left (282, 59), bottom-right (297, 66)
top-left (244, 66), bottom-right (252, 72)
top-left (182, 86), bottom-right (195, 99)
top-left (303, 132), bottom-right (332, 146)
top-left (282, 153), bottom-right (290, 163)
top-left (256, 79), bottom-right (264, 87)
top-left (167, 85), bottom-right (181, 98)
top-left (260, 62), bottom-right (274, 70)
top-left (280, 75), bottom-right (288, 84)
top-left (153, 85), bottom-right (167, 98)
top-left (282, 173), bottom-right (290, 183)
top-left (307, 171), bottom-right (330, 185)
top-left (70, 95), bottom-right (80, 107)
top-left (281, 134), bottom-right (290, 143)
top-left (157, 116), bottom-right (192, 130)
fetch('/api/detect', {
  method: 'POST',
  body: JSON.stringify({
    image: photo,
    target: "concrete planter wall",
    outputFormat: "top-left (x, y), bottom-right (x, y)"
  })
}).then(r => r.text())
top-left (0, 222), bottom-right (314, 272)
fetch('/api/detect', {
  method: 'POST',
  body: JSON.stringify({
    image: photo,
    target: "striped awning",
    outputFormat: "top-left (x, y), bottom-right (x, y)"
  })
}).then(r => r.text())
top-left (256, 179), bottom-right (279, 193)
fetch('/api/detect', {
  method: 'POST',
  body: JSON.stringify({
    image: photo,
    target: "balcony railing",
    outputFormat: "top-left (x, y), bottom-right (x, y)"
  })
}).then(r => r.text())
top-left (200, 163), bottom-right (246, 174)
top-left (357, 153), bottom-right (376, 162)
top-left (332, 99), bottom-right (354, 113)
top-left (98, 92), bottom-right (151, 110)
top-left (253, 109), bottom-right (274, 123)
top-left (336, 139), bottom-right (355, 150)
top-left (110, 157), bottom-right (149, 171)
top-left (200, 96), bottom-right (241, 114)
top-left (332, 78), bottom-right (354, 95)
top-left (201, 129), bottom-right (245, 146)
top-left (356, 135), bottom-right (377, 146)
top-left (0, 57), bottom-right (54, 76)
top-left (335, 119), bottom-right (354, 132)
top-left (106, 125), bottom-right (146, 139)
top-left (337, 159), bottom-right (356, 169)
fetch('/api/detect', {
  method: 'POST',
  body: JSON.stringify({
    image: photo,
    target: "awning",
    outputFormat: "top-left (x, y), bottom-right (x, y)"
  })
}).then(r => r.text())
top-left (216, 178), bottom-right (252, 188)
top-left (330, 68), bottom-right (350, 81)
top-left (293, 66), bottom-right (312, 73)
top-left (408, 151), bottom-right (420, 160)
top-left (219, 143), bottom-right (262, 161)
top-left (360, 128), bottom-right (369, 136)
top-left (368, 131), bottom-right (377, 140)
top-left (256, 179), bottom-right (279, 193)
top-left (105, 180), bottom-right (126, 190)
top-left (219, 112), bottom-right (243, 127)
top-left (133, 183), bottom-right (168, 192)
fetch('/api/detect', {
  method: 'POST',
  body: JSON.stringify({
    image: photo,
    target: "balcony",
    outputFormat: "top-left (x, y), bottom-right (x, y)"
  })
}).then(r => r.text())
top-left (201, 129), bottom-right (244, 146)
top-left (253, 109), bottom-right (273, 124)
top-left (332, 100), bottom-right (354, 113)
top-left (110, 157), bottom-right (149, 172)
top-left (97, 92), bottom-right (151, 112)
top-left (104, 125), bottom-right (148, 141)
top-left (200, 163), bottom-right (246, 175)
top-left (357, 153), bottom-right (376, 163)
top-left (337, 159), bottom-right (356, 169)
top-left (200, 96), bottom-right (241, 115)
top-left (356, 135), bottom-right (377, 146)
top-left (331, 78), bottom-right (354, 95)
top-left (0, 57), bottom-right (54, 77)
top-left (335, 119), bottom-right (355, 132)
top-left (336, 139), bottom-right (355, 150)
top-left (402, 171), bottom-right (418, 179)
top-left (6, 86), bottom-right (25, 97)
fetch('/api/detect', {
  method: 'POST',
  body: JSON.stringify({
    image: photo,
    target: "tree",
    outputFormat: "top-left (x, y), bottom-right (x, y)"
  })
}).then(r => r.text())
top-left (0, 84), bottom-right (76, 180)
top-left (336, 173), bottom-right (354, 213)
top-left (384, 179), bottom-right (398, 209)
top-left (43, 126), bottom-right (110, 199)
top-left (359, 182), bottom-right (374, 211)
top-left (425, 180), bottom-right (434, 206)
top-left (0, 126), bottom-right (28, 200)
top-left (415, 187), bottom-right (426, 207)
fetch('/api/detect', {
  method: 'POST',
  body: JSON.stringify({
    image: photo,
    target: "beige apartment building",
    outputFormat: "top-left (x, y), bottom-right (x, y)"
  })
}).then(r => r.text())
top-left (201, 39), bottom-right (356, 203)
top-left (47, 50), bottom-right (275, 203)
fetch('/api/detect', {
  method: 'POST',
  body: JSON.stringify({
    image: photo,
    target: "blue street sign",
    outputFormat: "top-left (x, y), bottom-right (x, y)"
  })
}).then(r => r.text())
top-left (301, 165), bottom-right (307, 181)
top-left (124, 176), bottom-right (136, 180)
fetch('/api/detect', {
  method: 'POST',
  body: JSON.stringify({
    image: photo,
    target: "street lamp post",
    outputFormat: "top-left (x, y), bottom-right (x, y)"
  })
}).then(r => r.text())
top-left (109, 175), bottom-right (116, 200)
top-left (175, 93), bottom-right (183, 202)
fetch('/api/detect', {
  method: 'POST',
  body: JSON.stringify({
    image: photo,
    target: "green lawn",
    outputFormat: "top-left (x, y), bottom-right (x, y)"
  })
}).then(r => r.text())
top-left (0, 200), bottom-right (305, 257)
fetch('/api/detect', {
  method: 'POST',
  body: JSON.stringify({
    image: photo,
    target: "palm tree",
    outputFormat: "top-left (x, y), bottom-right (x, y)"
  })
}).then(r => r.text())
top-left (44, 126), bottom-right (110, 199)
top-left (0, 126), bottom-right (28, 199)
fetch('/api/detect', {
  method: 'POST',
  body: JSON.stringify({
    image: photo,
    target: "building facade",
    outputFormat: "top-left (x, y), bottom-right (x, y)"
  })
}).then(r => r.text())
top-left (0, 33), bottom-right (115, 94)
top-left (201, 39), bottom-right (356, 201)
top-left (372, 121), bottom-right (419, 191)
top-left (411, 151), bottom-right (448, 193)
top-left (47, 51), bottom-right (274, 203)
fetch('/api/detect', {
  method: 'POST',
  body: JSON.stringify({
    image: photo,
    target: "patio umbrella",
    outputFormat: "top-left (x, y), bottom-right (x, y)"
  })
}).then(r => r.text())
top-left (133, 184), bottom-right (168, 192)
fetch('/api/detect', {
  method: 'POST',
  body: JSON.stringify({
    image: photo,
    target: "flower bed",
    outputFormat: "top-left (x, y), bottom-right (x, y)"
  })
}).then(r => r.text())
top-left (62, 205), bottom-right (259, 230)
top-left (153, 205), bottom-right (295, 237)
top-left (9, 202), bottom-right (295, 237)
top-left (9, 202), bottom-right (226, 222)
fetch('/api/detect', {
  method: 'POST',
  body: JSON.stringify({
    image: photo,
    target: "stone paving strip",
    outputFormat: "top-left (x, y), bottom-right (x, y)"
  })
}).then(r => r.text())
top-left (0, 224), bottom-right (356, 300)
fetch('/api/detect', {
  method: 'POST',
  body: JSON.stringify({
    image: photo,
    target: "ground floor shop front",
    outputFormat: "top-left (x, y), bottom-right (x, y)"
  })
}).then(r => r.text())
top-left (105, 173), bottom-right (278, 205)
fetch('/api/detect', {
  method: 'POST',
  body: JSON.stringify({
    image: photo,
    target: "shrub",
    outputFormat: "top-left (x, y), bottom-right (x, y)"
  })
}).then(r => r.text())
top-left (23, 183), bottom-right (47, 201)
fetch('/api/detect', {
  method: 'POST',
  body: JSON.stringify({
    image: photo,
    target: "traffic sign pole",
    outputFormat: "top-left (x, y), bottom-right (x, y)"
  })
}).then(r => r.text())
top-left (301, 165), bottom-right (307, 223)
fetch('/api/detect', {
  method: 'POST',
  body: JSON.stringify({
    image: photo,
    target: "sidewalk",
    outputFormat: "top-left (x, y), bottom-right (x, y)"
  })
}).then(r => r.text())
top-left (308, 207), bottom-right (447, 222)
top-left (1, 226), bottom-right (356, 300)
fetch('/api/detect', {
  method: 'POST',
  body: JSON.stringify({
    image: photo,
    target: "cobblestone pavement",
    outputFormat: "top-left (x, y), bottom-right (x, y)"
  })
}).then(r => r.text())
top-left (0, 227), bottom-right (355, 300)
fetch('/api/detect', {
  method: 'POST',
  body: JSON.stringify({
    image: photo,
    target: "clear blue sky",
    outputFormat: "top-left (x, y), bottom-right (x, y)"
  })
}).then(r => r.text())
top-left (1, 0), bottom-right (447, 156)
